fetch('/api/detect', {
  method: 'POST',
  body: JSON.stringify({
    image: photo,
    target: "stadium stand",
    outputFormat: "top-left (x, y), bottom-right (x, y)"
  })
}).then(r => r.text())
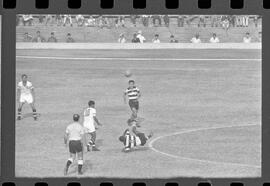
top-left (16, 15), bottom-right (262, 43)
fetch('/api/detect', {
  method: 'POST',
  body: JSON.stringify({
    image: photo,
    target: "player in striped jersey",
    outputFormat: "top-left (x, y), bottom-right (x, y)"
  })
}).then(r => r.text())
top-left (119, 118), bottom-right (153, 152)
top-left (123, 80), bottom-right (141, 121)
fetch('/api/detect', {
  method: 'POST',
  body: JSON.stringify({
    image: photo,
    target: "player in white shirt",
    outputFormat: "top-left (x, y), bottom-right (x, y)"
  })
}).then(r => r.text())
top-left (64, 114), bottom-right (84, 175)
top-left (243, 32), bottom-right (251, 43)
top-left (209, 33), bottom-right (220, 43)
top-left (83, 100), bottom-right (102, 151)
top-left (137, 30), bottom-right (146, 43)
top-left (191, 34), bottom-right (202, 43)
top-left (16, 74), bottom-right (37, 120)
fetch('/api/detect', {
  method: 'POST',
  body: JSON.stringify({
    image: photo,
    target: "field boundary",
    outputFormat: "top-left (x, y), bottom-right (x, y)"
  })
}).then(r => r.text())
top-left (149, 123), bottom-right (261, 169)
top-left (16, 42), bottom-right (261, 50)
top-left (16, 56), bottom-right (261, 61)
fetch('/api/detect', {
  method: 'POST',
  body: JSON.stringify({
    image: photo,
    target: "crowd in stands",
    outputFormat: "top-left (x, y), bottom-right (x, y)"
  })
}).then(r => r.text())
top-left (18, 15), bottom-right (261, 43)
top-left (17, 15), bottom-right (261, 29)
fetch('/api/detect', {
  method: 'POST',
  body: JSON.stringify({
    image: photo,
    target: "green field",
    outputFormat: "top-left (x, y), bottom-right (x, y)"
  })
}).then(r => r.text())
top-left (15, 49), bottom-right (261, 178)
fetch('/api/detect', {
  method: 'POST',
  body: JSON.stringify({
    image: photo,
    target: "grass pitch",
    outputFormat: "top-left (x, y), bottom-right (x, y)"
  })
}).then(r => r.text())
top-left (15, 49), bottom-right (261, 178)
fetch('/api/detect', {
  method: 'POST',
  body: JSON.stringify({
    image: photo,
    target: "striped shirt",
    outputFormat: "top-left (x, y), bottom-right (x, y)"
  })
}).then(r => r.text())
top-left (125, 86), bottom-right (140, 100)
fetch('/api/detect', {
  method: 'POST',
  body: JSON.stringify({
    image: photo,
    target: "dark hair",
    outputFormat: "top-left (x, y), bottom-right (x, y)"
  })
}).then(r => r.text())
top-left (128, 80), bottom-right (135, 84)
top-left (21, 74), bottom-right (27, 78)
top-left (51, 32), bottom-right (54, 35)
top-left (37, 31), bottom-right (40, 34)
top-left (73, 114), bottom-right (80, 121)
top-left (155, 34), bottom-right (159, 37)
top-left (88, 100), bottom-right (95, 106)
top-left (127, 118), bottom-right (136, 125)
top-left (67, 33), bottom-right (71, 36)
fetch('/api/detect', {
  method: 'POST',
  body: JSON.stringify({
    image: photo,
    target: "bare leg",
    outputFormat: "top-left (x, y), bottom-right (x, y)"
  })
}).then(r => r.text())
top-left (64, 153), bottom-right (76, 175)
top-left (17, 102), bottom-right (25, 120)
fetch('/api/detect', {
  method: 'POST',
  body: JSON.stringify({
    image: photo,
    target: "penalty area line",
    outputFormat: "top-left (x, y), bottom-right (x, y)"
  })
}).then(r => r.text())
top-left (16, 56), bottom-right (261, 61)
top-left (148, 123), bottom-right (261, 169)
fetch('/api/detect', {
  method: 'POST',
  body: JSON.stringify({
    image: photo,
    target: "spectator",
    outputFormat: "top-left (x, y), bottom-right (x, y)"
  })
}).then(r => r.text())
top-left (137, 30), bottom-right (146, 43)
top-left (32, 31), bottom-right (46, 42)
top-left (236, 15), bottom-right (243, 27)
top-left (22, 15), bottom-right (34, 26)
top-left (131, 33), bottom-right (140, 43)
top-left (163, 15), bottom-right (170, 27)
top-left (170, 35), bottom-right (178, 43)
top-left (55, 15), bottom-right (63, 26)
top-left (229, 15), bottom-right (236, 27)
top-left (118, 33), bottom-right (127, 43)
top-left (209, 33), bottom-right (220, 43)
top-left (152, 34), bottom-right (161, 43)
top-left (76, 15), bottom-right (85, 27)
top-left (130, 15), bottom-right (137, 27)
top-left (45, 15), bottom-right (53, 26)
top-left (66, 33), bottom-right (75, 43)
top-left (23, 32), bottom-right (32, 42)
top-left (177, 15), bottom-right (185, 27)
top-left (47, 32), bottom-right (57, 42)
top-left (115, 16), bottom-right (125, 28)
top-left (211, 15), bottom-right (220, 27)
top-left (254, 15), bottom-right (261, 28)
top-left (38, 15), bottom-right (44, 24)
top-left (191, 34), bottom-right (201, 43)
top-left (221, 16), bottom-right (230, 31)
top-left (85, 16), bottom-right (95, 27)
top-left (141, 15), bottom-right (149, 27)
top-left (198, 15), bottom-right (206, 27)
top-left (243, 32), bottom-right (251, 43)
top-left (242, 15), bottom-right (249, 27)
top-left (63, 15), bottom-right (73, 27)
top-left (152, 15), bottom-right (162, 26)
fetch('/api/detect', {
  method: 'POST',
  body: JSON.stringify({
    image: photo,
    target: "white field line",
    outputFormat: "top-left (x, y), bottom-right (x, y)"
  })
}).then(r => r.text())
top-left (148, 124), bottom-right (261, 169)
top-left (16, 56), bottom-right (261, 61)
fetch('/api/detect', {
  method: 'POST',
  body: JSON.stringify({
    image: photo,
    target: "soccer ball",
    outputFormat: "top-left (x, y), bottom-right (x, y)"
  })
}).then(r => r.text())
top-left (124, 70), bottom-right (132, 77)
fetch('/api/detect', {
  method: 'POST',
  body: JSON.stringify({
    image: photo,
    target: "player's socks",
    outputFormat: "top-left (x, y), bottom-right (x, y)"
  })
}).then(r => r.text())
top-left (17, 108), bottom-right (22, 120)
top-left (86, 144), bottom-right (91, 152)
top-left (33, 109), bottom-right (37, 120)
top-left (64, 159), bottom-right (72, 175)
top-left (78, 160), bottom-right (83, 175)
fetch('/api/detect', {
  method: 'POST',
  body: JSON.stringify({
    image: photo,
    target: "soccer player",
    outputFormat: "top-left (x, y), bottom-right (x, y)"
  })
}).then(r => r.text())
top-left (17, 74), bottom-right (37, 120)
top-left (123, 80), bottom-right (141, 121)
top-left (83, 100), bottom-right (102, 151)
top-left (119, 118), bottom-right (153, 152)
top-left (64, 114), bottom-right (84, 175)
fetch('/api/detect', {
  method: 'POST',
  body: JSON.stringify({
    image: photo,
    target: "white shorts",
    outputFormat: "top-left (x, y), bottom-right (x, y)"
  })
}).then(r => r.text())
top-left (84, 124), bottom-right (95, 133)
top-left (20, 94), bottom-right (33, 104)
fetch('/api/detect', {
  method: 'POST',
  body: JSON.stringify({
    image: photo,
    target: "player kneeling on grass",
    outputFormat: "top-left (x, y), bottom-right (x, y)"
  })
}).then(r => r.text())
top-left (64, 114), bottom-right (84, 175)
top-left (17, 74), bottom-right (38, 120)
top-left (83, 100), bottom-right (102, 151)
top-left (119, 118), bottom-right (153, 152)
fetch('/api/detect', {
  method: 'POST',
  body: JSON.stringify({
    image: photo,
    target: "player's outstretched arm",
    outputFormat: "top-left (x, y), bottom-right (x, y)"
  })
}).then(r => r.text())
top-left (123, 92), bottom-right (127, 104)
top-left (31, 89), bottom-right (36, 103)
top-left (94, 116), bottom-right (102, 126)
top-left (64, 133), bottom-right (68, 146)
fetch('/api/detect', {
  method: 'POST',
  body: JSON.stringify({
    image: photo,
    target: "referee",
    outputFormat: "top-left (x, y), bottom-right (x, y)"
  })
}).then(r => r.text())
top-left (64, 114), bottom-right (84, 175)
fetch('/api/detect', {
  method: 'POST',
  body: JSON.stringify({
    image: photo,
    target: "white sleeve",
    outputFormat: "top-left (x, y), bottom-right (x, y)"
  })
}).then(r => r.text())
top-left (92, 109), bottom-right (96, 117)
top-left (28, 82), bottom-right (34, 89)
top-left (65, 126), bottom-right (70, 134)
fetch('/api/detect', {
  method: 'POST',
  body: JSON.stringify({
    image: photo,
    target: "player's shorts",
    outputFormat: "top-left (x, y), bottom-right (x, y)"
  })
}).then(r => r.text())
top-left (69, 140), bottom-right (83, 154)
top-left (83, 125), bottom-right (95, 133)
top-left (129, 99), bottom-right (139, 110)
top-left (136, 132), bottom-right (147, 146)
top-left (20, 94), bottom-right (33, 104)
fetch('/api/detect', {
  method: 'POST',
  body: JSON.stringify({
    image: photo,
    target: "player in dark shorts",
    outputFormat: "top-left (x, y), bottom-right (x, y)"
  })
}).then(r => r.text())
top-left (119, 118), bottom-right (153, 152)
top-left (123, 80), bottom-right (144, 125)
top-left (64, 114), bottom-right (84, 175)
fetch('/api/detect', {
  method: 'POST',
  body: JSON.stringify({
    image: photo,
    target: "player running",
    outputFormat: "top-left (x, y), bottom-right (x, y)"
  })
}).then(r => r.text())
top-left (83, 100), bottom-right (102, 151)
top-left (123, 80), bottom-right (142, 122)
top-left (64, 114), bottom-right (84, 175)
top-left (119, 118), bottom-right (153, 152)
top-left (16, 74), bottom-right (38, 120)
